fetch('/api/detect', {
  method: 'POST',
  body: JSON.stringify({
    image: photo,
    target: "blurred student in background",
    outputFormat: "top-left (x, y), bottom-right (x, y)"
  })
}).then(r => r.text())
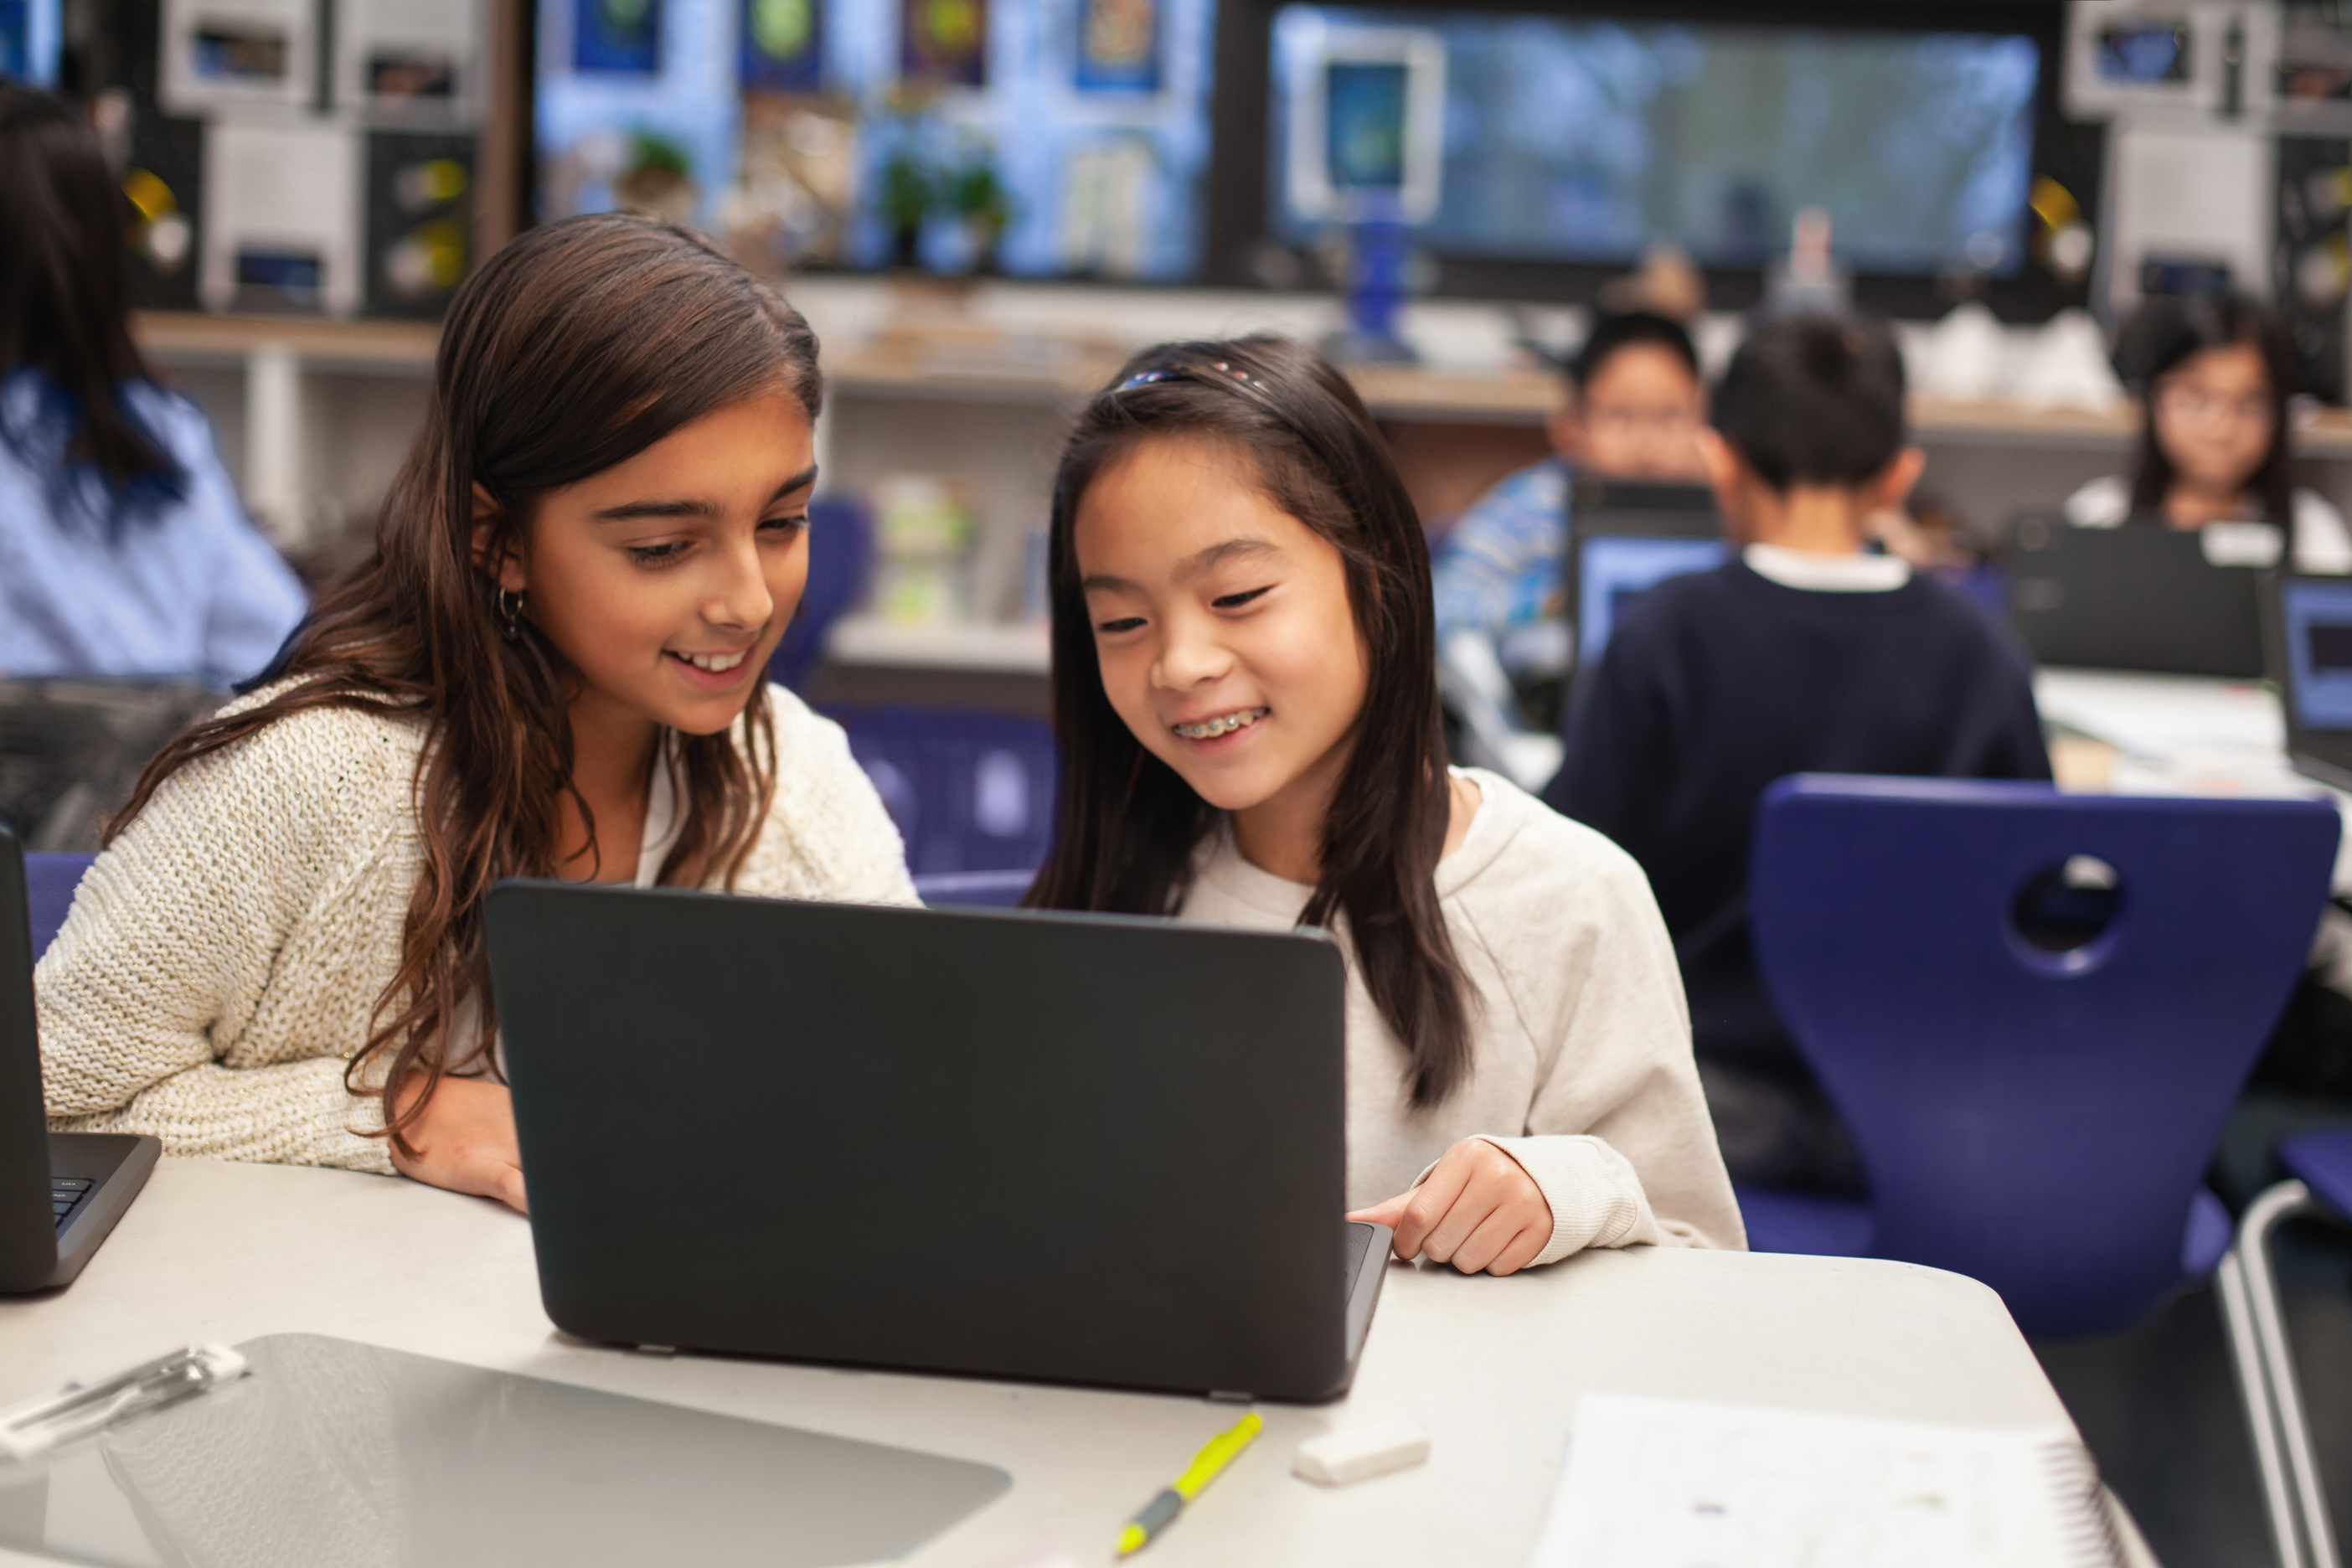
top-left (1431, 310), bottom-right (1708, 674)
top-left (0, 85), bottom-right (306, 688)
top-left (2066, 292), bottom-right (2352, 574)
top-left (1546, 315), bottom-right (2050, 1193)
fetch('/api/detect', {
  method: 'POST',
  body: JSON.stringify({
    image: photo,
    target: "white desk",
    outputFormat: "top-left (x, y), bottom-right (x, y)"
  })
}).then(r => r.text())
top-left (2037, 666), bottom-right (2352, 894)
top-left (0, 1160), bottom-right (2107, 1566)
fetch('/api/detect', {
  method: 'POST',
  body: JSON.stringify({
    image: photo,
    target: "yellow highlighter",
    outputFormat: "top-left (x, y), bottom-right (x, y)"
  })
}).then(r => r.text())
top-left (1114, 1410), bottom-right (1263, 1556)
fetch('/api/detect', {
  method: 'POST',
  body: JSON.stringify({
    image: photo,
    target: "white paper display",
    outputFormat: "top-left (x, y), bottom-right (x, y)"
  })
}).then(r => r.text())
top-left (199, 122), bottom-right (364, 317)
top-left (161, 0), bottom-right (315, 112)
top-left (336, 0), bottom-right (484, 124)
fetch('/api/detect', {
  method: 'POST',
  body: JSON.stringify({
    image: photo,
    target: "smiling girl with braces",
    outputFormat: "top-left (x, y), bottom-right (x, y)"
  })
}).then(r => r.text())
top-left (1028, 335), bottom-right (1743, 1277)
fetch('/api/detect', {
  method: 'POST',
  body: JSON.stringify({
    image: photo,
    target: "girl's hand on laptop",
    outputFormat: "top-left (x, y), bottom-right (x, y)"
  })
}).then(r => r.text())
top-left (389, 1076), bottom-right (529, 1215)
top-left (1347, 1138), bottom-right (1552, 1277)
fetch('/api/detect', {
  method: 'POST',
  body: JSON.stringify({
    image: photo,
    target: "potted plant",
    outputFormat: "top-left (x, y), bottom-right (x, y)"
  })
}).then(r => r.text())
top-left (946, 156), bottom-right (1009, 275)
top-left (879, 150), bottom-right (933, 271)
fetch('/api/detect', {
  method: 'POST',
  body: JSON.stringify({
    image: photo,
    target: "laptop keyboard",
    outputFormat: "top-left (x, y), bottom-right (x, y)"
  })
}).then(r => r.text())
top-left (52, 1176), bottom-right (90, 1232)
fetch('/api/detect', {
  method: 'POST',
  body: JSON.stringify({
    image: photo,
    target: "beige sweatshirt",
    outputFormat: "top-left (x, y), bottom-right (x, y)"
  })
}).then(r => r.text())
top-left (1178, 769), bottom-right (1744, 1262)
top-left (38, 683), bottom-right (918, 1173)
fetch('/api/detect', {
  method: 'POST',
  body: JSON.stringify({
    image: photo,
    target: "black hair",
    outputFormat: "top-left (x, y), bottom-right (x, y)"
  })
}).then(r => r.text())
top-left (1024, 334), bottom-right (1476, 1109)
top-left (1571, 310), bottom-right (1700, 395)
top-left (2113, 292), bottom-right (2298, 525)
top-left (0, 84), bottom-right (184, 534)
top-left (1711, 312), bottom-right (1906, 491)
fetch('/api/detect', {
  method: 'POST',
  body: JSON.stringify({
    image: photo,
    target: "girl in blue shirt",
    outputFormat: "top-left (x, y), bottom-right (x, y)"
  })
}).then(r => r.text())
top-left (0, 85), bottom-right (305, 687)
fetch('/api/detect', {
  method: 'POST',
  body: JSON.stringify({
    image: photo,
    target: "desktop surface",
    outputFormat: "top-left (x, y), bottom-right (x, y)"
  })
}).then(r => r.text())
top-left (0, 1160), bottom-right (2084, 1567)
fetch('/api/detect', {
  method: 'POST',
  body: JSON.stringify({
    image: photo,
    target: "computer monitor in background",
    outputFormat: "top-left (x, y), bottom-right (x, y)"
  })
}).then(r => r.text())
top-left (1564, 480), bottom-right (1722, 668)
top-left (1576, 534), bottom-right (1727, 668)
top-left (2267, 575), bottom-right (2352, 791)
top-left (1266, 8), bottom-right (2041, 280)
top-left (2008, 513), bottom-right (2266, 678)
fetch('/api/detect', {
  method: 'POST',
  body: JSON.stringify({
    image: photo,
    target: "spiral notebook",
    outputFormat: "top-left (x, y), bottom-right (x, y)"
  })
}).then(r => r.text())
top-left (1529, 1393), bottom-right (2126, 1568)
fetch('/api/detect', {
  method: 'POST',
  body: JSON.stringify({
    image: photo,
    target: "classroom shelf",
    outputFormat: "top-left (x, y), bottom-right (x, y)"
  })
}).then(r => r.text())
top-left (133, 310), bottom-right (2352, 458)
top-left (134, 312), bottom-right (439, 373)
top-left (824, 615), bottom-right (1053, 674)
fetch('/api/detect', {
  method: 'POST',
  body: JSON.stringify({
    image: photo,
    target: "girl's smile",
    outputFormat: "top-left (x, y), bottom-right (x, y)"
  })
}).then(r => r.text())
top-left (1170, 704), bottom-right (1269, 743)
top-left (664, 643), bottom-right (758, 689)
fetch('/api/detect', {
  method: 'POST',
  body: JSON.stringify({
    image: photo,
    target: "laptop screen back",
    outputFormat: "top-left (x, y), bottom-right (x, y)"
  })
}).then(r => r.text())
top-left (1577, 534), bottom-right (1727, 664)
top-left (2282, 576), bottom-right (2352, 733)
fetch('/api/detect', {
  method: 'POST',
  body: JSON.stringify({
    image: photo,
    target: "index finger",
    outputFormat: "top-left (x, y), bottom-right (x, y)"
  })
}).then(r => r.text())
top-left (1392, 1148), bottom-right (1478, 1260)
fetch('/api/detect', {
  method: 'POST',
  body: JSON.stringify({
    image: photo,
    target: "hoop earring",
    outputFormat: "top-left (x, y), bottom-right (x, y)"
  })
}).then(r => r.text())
top-left (496, 587), bottom-right (526, 642)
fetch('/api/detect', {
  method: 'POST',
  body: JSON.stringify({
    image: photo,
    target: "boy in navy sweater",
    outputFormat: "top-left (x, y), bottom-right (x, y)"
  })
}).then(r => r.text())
top-left (1545, 314), bottom-right (2050, 1192)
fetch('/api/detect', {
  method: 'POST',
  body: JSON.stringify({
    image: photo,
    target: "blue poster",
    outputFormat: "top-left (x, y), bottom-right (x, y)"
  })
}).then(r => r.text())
top-left (740, 0), bottom-right (819, 91)
top-left (0, 0), bottom-right (28, 79)
top-left (575, 0), bottom-right (660, 75)
top-left (1074, 0), bottom-right (1157, 93)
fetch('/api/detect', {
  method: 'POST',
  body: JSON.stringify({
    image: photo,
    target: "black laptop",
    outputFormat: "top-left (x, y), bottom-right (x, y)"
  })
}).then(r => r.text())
top-left (0, 827), bottom-right (159, 1293)
top-left (1563, 479), bottom-right (1722, 668)
top-left (485, 886), bottom-right (1391, 1403)
top-left (2008, 512), bottom-right (2267, 678)
top-left (2264, 573), bottom-right (2352, 791)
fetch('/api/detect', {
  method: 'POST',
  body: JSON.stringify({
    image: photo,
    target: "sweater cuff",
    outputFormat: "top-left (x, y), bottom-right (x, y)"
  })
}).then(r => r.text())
top-left (1413, 1134), bottom-right (1661, 1266)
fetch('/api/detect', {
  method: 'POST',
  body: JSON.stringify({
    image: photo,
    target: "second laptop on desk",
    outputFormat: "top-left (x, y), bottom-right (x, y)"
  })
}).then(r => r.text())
top-left (2008, 513), bottom-right (2267, 678)
top-left (485, 886), bottom-right (1390, 1403)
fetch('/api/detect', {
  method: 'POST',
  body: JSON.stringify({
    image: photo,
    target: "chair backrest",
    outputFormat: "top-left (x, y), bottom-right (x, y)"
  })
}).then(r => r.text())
top-left (912, 869), bottom-right (1036, 909)
top-left (768, 495), bottom-right (873, 692)
top-left (23, 852), bottom-right (94, 961)
top-left (1752, 774), bottom-right (2339, 1338)
top-left (835, 706), bottom-right (1056, 877)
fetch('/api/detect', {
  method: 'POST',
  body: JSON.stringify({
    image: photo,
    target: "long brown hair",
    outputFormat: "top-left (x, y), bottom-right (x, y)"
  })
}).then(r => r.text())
top-left (1024, 335), bottom-right (1473, 1107)
top-left (108, 214), bottom-right (823, 1151)
top-left (0, 85), bottom-right (179, 527)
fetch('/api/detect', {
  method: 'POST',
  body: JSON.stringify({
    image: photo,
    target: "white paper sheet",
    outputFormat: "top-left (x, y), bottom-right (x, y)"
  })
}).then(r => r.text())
top-left (1528, 1395), bottom-right (2121, 1568)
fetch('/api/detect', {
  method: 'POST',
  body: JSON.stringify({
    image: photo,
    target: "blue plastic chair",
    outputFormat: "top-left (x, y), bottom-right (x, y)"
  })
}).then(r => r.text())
top-left (2224, 1129), bottom-right (2352, 1568)
top-left (24, 851), bottom-right (94, 960)
top-left (912, 869), bottom-right (1035, 909)
top-left (835, 707), bottom-right (1056, 877)
top-left (1739, 774), bottom-right (2338, 1340)
top-left (768, 495), bottom-right (873, 693)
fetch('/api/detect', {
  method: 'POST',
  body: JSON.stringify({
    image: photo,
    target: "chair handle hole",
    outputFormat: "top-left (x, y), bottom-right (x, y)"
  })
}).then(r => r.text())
top-left (2009, 854), bottom-right (2122, 960)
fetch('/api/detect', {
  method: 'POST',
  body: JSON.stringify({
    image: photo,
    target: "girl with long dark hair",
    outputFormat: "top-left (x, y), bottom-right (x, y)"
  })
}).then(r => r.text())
top-left (0, 84), bottom-right (305, 683)
top-left (37, 214), bottom-right (914, 1210)
top-left (1027, 336), bottom-right (1740, 1272)
top-left (2065, 292), bottom-right (2352, 571)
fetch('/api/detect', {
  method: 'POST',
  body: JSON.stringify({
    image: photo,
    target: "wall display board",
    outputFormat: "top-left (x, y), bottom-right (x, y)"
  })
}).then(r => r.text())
top-left (534, 0), bottom-right (1220, 281)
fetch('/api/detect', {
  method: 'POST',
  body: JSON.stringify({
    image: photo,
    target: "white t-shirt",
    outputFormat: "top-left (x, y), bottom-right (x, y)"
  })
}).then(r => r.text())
top-left (1175, 768), bottom-right (1744, 1264)
top-left (2061, 474), bottom-right (2352, 574)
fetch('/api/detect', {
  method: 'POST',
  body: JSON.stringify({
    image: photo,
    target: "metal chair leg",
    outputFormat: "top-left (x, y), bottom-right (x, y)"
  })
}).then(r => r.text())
top-left (2223, 1243), bottom-right (2310, 1568)
top-left (2225, 1183), bottom-right (2344, 1568)
top-left (2241, 1182), bottom-right (2343, 1568)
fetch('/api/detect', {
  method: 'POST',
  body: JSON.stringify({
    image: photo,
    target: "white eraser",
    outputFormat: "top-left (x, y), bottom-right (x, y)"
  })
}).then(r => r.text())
top-left (1292, 1419), bottom-right (1430, 1486)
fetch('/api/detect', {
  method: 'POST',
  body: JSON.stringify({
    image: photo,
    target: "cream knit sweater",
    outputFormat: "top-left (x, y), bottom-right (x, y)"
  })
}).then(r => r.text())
top-left (1178, 769), bottom-right (1744, 1263)
top-left (38, 683), bottom-right (917, 1173)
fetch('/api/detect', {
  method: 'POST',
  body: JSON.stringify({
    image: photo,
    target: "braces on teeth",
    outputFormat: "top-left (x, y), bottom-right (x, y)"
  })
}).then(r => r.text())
top-left (1173, 707), bottom-right (1267, 740)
